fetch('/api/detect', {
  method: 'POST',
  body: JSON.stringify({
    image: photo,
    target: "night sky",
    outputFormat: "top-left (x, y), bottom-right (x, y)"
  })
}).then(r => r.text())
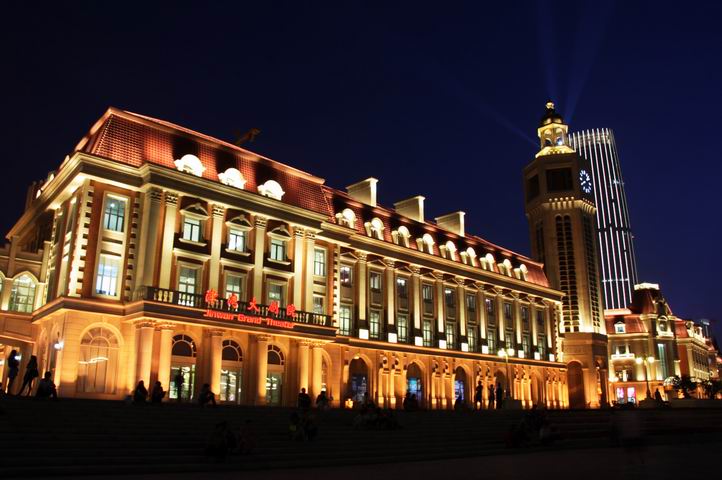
top-left (5, 2), bottom-right (721, 336)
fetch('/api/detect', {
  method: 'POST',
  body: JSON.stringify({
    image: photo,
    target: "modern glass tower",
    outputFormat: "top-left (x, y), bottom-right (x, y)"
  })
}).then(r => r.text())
top-left (569, 129), bottom-right (639, 310)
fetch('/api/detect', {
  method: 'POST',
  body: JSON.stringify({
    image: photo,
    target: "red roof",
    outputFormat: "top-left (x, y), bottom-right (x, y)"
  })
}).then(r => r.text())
top-left (72, 108), bottom-right (550, 288)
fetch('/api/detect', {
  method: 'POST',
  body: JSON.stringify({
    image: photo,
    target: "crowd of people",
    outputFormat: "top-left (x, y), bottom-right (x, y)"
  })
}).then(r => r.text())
top-left (352, 393), bottom-right (401, 430)
top-left (1, 350), bottom-right (57, 399)
top-left (205, 420), bottom-right (257, 461)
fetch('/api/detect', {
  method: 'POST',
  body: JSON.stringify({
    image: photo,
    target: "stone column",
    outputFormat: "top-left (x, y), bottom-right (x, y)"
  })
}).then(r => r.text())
top-left (298, 341), bottom-right (310, 393)
top-left (252, 217), bottom-right (268, 301)
top-left (156, 326), bottom-right (174, 394)
top-left (411, 266), bottom-right (422, 342)
top-left (496, 293), bottom-right (506, 347)
top-left (208, 205), bottom-right (225, 291)
top-left (158, 192), bottom-right (178, 289)
top-left (383, 259), bottom-right (395, 333)
top-left (512, 295), bottom-right (522, 345)
top-left (255, 335), bottom-right (270, 405)
top-left (433, 272), bottom-right (445, 345)
top-left (136, 322), bottom-right (155, 386)
top-left (356, 252), bottom-right (368, 324)
top-left (303, 232), bottom-right (316, 311)
top-left (209, 329), bottom-right (224, 396)
top-left (310, 343), bottom-right (324, 400)
top-left (139, 188), bottom-right (163, 288)
top-left (292, 227), bottom-right (305, 307)
top-left (455, 277), bottom-right (467, 347)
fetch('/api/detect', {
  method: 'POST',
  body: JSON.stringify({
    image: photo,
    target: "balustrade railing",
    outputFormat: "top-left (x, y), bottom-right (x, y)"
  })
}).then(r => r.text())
top-left (137, 286), bottom-right (332, 327)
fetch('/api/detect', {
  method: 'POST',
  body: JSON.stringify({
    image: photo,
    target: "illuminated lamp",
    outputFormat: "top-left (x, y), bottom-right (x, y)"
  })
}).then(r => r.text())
top-left (53, 340), bottom-right (64, 350)
top-left (414, 336), bottom-right (423, 347)
top-left (358, 328), bottom-right (369, 340)
top-left (344, 398), bottom-right (354, 409)
top-left (481, 345), bottom-right (489, 354)
top-left (460, 342), bottom-right (469, 352)
top-left (387, 332), bottom-right (398, 344)
top-left (438, 339), bottom-right (447, 350)
top-left (548, 353), bottom-right (555, 362)
top-left (534, 352), bottom-right (541, 360)
top-left (518, 350), bottom-right (525, 358)
top-left (635, 357), bottom-right (643, 365)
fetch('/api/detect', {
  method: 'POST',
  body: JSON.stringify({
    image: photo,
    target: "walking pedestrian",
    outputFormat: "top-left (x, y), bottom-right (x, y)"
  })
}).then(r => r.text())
top-left (19, 355), bottom-right (39, 396)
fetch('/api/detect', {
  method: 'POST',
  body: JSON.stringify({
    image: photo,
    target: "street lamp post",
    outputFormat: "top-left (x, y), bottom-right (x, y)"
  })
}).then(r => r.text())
top-left (635, 355), bottom-right (655, 399)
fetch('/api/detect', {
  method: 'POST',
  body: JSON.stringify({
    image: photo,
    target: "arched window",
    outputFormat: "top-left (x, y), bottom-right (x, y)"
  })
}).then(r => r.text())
top-left (222, 340), bottom-right (243, 362)
top-left (267, 345), bottom-right (285, 365)
top-left (482, 253), bottom-right (496, 271)
top-left (174, 154), bottom-right (205, 177)
top-left (172, 334), bottom-right (197, 357)
top-left (420, 233), bottom-right (435, 254)
top-left (9, 274), bottom-right (37, 313)
top-left (77, 327), bottom-right (120, 394)
top-left (463, 247), bottom-right (477, 266)
top-left (336, 208), bottom-right (356, 229)
top-left (218, 168), bottom-right (246, 189)
top-left (501, 259), bottom-right (513, 276)
top-left (258, 180), bottom-right (285, 200)
top-left (393, 226), bottom-right (411, 247)
top-left (443, 241), bottom-right (457, 261)
top-left (366, 217), bottom-right (384, 240)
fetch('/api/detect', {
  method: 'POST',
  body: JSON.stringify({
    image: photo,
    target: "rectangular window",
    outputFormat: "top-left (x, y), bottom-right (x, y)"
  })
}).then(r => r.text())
top-left (615, 323), bottom-right (626, 334)
top-left (445, 322), bottom-right (455, 349)
top-left (369, 271), bottom-right (382, 291)
top-left (657, 344), bottom-right (668, 379)
top-left (423, 320), bottom-right (433, 347)
top-left (396, 278), bottom-right (408, 298)
top-left (503, 302), bottom-right (513, 322)
top-left (103, 196), bottom-right (126, 232)
top-left (225, 274), bottom-right (243, 299)
top-left (466, 294), bottom-right (476, 313)
top-left (267, 283), bottom-right (285, 305)
top-left (313, 248), bottom-right (326, 277)
top-left (95, 254), bottom-right (120, 296)
top-left (270, 238), bottom-right (286, 261)
top-left (487, 327), bottom-right (497, 353)
top-left (178, 266), bottom-right (199, 306)
top-left (546, 168), bottom-right (573, 192)
top-left (182, 217), bottom-right (202, 242)
top-left (445, 288), bottom-right (455, 307)
top-left (485, 298), bottom-right (495, 325)
top-left (228, 228), bottom-right (246, 252)
top-left (340, 265), bottom-right (352, 286)
top-left (538, 336), bottom-right (547, 357)
top-left (521, 307), bottom-right (530, 331)
top-left (313, 295), bottom-right (325, 315)
top-left (536, 310), bottom-right (545, 331)
top-left (397, 314), bottom-right (408, 343)
top-left (369, 310), bottom-right (381, 339)
top-left (522, 335), bottom-right (530, 357)
top-left (467, 327), bottom-right (477, 352)
top-left (339, 305), bottom-right (352, 336)
top-left (422, 284), bottom-right (434, 316)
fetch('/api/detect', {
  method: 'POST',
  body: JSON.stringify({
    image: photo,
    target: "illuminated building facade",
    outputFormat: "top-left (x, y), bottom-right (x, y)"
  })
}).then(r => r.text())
top-left (569, 129), bottom-right (639, 310)
top-left (0, 108), bottom-right (569, 409)
top-left (523, 102), bottom-right (609, 409)
top-left (606, 283), bottom-right (720, 403)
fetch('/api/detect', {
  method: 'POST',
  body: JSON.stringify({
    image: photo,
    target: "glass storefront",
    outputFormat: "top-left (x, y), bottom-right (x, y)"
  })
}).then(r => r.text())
top-left (220, 368), bottom-right (242, 403)
top-left (169, 365), bottom-right (195, 401)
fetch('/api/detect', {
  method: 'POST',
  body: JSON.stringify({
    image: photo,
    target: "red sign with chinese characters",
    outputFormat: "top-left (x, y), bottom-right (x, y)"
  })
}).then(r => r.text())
top-left (201, 291), bottom-right (296, 330)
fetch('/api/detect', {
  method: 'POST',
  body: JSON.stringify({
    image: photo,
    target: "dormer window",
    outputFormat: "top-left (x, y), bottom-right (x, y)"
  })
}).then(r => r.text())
top-left (499, 259), bottom-right (513, 276)
top-left (419, 233), bottom-right (435, 254)
top-left (218, 168), bottom-right (246, 189)
top-left (481, 253), bottom-right (496, 271)
top-left (336, 208), bottom-right (356, 229)
top-left (614, 322), bottom-right (626, 334)
top-left (442, 241), bottom-right (457, 261)
top-left (393, 226), bottom-right (411, 247)
top-left (464, 247), bottom-right (477, 266)
top-left (174, 154), bottom-right (205, 177)
top-left (258, 180), bottom-right (285, 200)
top-left (365, 217), bottom-right (384, 240)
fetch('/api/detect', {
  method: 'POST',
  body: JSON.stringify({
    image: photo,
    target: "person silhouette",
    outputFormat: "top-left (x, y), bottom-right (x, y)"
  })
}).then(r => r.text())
top-left (495, 383), bottom-right (504, 410)
top-left (4, 350), bottom-right (20, 394)
top-left (198, 383), bottom-right (217, 406)
top-left (35, 372), bottom-right (57, 399)
top-left (488, 382), bottom-right (495, 410)
top-left (19, 355), bottom-right (39, 396)
top-left (297, 387), bottom-right (311, 410)
top-left (174, 371), bottom-right (184, 402)
top-left (133, 380), bottom-right (148, 404)
top-left (151, 381), bottom-right (165, 404)
top-left (474, 381), bottom-right (483, 410)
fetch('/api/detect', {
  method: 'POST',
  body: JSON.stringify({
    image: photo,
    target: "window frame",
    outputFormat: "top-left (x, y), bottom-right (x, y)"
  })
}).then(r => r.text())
top-left (102, 194), bottom-right (128, 233)
top-left (181, 215), bottom-right (204, 243)
top-left (313, 247), bottom-right (327, 277)
top-left (95, 253), bottom-right (122, 298)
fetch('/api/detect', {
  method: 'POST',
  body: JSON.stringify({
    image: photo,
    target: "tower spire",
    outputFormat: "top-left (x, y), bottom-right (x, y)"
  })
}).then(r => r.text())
top-left (536, 100), bottom-right (574, 157)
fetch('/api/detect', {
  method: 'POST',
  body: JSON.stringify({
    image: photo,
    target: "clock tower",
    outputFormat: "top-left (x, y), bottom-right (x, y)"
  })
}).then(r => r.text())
top-left (523, 101), bottom-right (609, 408)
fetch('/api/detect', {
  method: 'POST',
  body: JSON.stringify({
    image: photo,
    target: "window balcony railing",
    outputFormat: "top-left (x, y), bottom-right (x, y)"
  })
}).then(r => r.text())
top-left (610, 352), bottom-right (635, 360)
top-left (137, 286), bottom-right (332, 327)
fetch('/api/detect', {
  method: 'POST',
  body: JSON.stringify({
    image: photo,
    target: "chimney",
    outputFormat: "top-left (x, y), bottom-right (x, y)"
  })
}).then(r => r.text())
top-left (346, 177), bottom-right (378, 207)
top-left (435, 211), bottom-right (465, 236)
top-left (393, 195), bottom-right (425, 222)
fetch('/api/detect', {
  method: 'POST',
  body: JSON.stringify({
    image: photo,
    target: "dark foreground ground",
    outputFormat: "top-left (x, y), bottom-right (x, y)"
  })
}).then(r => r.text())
top-left (62, 441), bottom-right (720, 480)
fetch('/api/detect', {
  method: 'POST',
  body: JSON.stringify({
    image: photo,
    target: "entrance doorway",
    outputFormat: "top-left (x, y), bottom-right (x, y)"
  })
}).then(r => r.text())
top-left (567, 361), bottom-right (585, 409)
top-left (454, 367), bottom-right (467, 402)
top-left (266, 345), bottom-right (285, 406)
top-left (406, 362), bottom-right (423, 406)
top-left (169, 334), bottom-right (196, 401)
top-left (348, 358), bottom-right (368, 403)
top-left (220, 340), bottom-right (243, 404)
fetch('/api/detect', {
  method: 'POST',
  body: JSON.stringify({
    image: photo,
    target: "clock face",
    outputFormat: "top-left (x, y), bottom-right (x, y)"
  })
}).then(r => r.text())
top-left (579, 169), bottom-right (592, 194)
